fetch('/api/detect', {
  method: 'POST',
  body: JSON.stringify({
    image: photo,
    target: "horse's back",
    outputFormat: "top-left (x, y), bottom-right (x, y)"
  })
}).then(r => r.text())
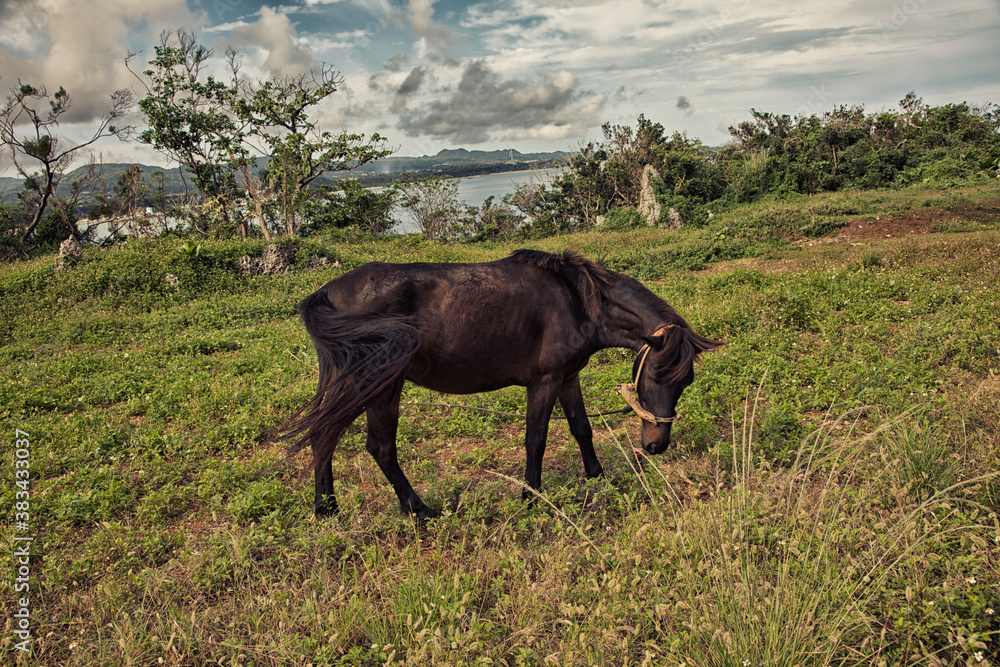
top-left (315, 257), bottom-right (572, 323)
top-left (306, 255), bottom-right (596, 392)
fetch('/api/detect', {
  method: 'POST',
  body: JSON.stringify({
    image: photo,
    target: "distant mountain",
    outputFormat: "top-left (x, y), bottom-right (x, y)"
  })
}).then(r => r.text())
top-left (0, 148), bottom-right (570, 206)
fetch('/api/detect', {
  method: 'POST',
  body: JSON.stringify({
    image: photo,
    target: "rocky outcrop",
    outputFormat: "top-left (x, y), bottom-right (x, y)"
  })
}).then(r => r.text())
top-left (236, 244), bottom-right (339, 276)
top-left (236, 244), bottom-right (297, 276)
top-left (665, 207), bottom-right (683, 230)
top-left (55, 237), bottom-right (83, 271)
top-left (637, 165), bottom-right (685, 230)
top-left (308, 255), bottom-right (338, 270)
top-left (637, 165), bottom-right (661, 227)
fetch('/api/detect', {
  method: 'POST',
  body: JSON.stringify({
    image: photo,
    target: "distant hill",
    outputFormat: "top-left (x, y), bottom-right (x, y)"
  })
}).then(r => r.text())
top-left (0, 148), bottom-right (570, 207)
top-left (0, 163), bottom-right (196, 208)
top-left (365, 147), bottom-right (569, 172)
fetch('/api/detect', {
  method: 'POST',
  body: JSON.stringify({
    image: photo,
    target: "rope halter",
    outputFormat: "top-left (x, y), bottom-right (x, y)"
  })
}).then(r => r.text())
top-left (617, 325), bottom-right (680, 425)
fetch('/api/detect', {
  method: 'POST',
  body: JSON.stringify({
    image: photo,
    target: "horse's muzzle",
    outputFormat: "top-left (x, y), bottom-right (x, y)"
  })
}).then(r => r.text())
top-left (641, 422), bottom-right (672, 455)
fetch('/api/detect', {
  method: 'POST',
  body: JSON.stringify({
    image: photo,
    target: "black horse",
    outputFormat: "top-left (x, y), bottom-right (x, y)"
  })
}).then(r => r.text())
top-left (282, 249), bottom-right (721, 519)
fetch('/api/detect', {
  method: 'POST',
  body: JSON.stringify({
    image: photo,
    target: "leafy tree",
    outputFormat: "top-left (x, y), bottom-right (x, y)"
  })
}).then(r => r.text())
top-left (233, 70), bottom-right (393, 235)
top-left (545, 143), bottom-right (614, 229)
top-left (541, 116), bottom-right (723, 230)
top-left (147, 169), bottom-right (174, 234)
top-left (127, 31), bottom-right (247, 236)
top-left (88, 165), bottom-right (164, 239)
top-left (656, 131), bottom-right (726, 203)
top-left (0, 202), bottom-right (24, 259)
top-left (600, 114), bottom-right (669, 206)
top-left (539, 97), bottom-right (1000, 231)
top-left (509, 178), bottom-right (561, 237)
top-left (0, 80), bottom-right (133, 247)
top-left (129, 30), bottom-right (392, 239)
top-left (510, 177), bottom-right (547, 221)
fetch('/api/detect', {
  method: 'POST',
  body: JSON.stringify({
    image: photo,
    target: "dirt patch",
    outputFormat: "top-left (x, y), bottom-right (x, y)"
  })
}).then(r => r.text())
top-left (836, 210), bottom-right (942, 241)
top-left (694, 198), bottom-right (1000, 277)
top-left (840, 201), bottom-right (998, 241)
top-left (804, 199), bottom-right (1000, 245)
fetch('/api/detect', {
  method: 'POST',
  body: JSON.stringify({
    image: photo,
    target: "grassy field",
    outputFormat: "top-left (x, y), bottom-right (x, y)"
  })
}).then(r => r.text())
top-left (2, 183), bottom-right (999, 666)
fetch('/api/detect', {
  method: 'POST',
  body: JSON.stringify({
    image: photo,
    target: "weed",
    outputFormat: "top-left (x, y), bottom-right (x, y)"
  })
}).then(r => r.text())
top-left (861, 250), bottom-right (885, 269)
top-left (931, 219), bottom-right (989, 233)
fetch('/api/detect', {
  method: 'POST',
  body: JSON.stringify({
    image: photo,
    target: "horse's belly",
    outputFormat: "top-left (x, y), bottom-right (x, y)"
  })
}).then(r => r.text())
top-left (404, 351), bottom-right (531, 394)
top-left (407, 375), bottom-right (522, 395)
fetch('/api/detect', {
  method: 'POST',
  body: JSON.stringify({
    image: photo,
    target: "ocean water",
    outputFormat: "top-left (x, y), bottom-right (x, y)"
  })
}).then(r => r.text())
top-left (453, 167), bottom-right (560, 207)
top-left (391, 167), bottom-right (560, 233)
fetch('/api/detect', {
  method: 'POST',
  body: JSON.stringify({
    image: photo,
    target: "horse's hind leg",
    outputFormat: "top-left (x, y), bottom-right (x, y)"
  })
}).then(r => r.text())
top-left (314, 453), bottom-right (338, 516)
top-left (311, 353), bottom-right (340, 516)
top-left (559, 375), bottom-right (604, 479)
top-left (366, 381), bottom-right (438, 521)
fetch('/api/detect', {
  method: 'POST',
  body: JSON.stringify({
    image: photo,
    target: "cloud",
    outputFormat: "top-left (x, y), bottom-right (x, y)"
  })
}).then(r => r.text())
top-left (0, 0), bottom-right (199, 125)
top-left (396, 66), bottom-right (427, 95)
top-left (396, 67), bottom-right (427, 95)
top-left (229, 7), bottom-right (318, 77)
top-left (408, 0), bottom-right (450, 44)
top-left (389, 65), bottom-right (428, 112)
top-left (368, 57), bottom-right (425, 96)
top-left (408, 0), bottom-right (455, 62)
top-left (320, 83), bottom-right (379, 127)
top-left (385, 52), bottom-right (410, 72)
top-left (0, 0), bottom-right (52, 56)
top-left (676, 96), bottom-right (694, 115)
top-left (395, 59), bottom-right (602, 144)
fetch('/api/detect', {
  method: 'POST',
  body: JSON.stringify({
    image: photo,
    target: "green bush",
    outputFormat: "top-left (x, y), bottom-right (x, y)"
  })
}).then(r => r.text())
top-left (601, 206), bottom-right (643, 230)
top-left (656, 193), bottom-right (712, 228)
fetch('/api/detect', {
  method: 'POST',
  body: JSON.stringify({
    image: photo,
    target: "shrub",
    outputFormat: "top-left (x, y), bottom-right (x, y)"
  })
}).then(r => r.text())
top-left (601, 206), bottom-right (643, 230)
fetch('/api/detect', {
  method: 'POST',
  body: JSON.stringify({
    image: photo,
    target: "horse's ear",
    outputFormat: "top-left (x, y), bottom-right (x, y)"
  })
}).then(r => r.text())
top-left (643, 334), bottom-right (666, 350)
top-left (644, 324), bottom-right (679, 350)
top-left (695, 333), bottom-right (724, 354)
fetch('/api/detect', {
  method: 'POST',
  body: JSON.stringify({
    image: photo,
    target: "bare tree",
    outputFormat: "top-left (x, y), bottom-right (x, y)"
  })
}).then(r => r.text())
top-left (0, 80), bottom-right (133, 245)
top-left (393, 175), bottom-right (461, 241)
top-left (89, 164), bottom-right (157, 240)
top-left (510, 169), bottom-right (552, 223)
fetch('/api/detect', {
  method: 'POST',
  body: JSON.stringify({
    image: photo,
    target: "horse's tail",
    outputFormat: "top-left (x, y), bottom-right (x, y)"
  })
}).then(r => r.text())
top-left (279, 289), bottom-right (421, 469)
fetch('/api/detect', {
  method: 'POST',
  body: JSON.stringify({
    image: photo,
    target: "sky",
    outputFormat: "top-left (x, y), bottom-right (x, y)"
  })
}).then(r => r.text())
top-left (1, 0), bottom-right (999, 170)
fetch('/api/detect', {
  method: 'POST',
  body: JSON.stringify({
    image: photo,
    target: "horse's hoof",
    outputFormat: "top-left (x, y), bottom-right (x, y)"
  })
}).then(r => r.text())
top-left (416, 507), bottom-right (440, 523)
top-left (400, 502), bottom-right (439, 522)
top-left (314, 499), bottom-right (339, 517)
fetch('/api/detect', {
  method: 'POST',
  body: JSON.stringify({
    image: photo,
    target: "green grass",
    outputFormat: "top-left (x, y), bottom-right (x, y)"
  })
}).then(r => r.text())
top-left (1, 182), bottom-right (999, 665)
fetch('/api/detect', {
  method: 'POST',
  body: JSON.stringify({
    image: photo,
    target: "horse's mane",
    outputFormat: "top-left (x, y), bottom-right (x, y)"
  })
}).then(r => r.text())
top-left (508, 249), bottom-right (612, 317)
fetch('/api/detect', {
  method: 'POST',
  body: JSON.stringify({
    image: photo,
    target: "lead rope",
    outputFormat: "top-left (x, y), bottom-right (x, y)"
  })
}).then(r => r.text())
top-left (404, 402), bottom-right (634, 420)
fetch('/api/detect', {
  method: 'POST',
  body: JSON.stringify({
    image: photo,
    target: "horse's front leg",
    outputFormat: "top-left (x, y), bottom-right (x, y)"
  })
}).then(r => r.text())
top-left (523, 374), bottom-right (563, 497)
top-left (559, 375), bottom-right (604, 479)
top-left (365, 381), bottom-right (438, 521)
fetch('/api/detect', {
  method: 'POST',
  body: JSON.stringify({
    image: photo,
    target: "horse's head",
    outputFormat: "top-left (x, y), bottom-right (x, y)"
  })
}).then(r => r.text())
top-left (626, 324), bottom-right (722, 455)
